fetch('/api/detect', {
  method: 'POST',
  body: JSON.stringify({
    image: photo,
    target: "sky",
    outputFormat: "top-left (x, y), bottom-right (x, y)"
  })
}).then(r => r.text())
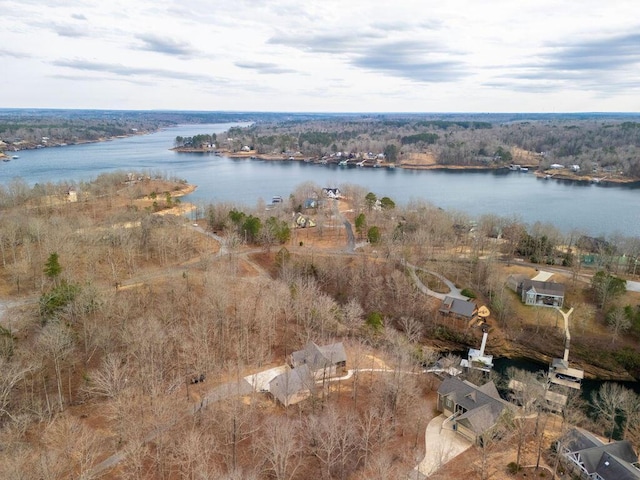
top-left (1, 0), bottom-right (639, 113)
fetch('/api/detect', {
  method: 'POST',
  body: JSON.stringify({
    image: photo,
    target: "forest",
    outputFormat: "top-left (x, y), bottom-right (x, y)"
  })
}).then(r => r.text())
top-left (1, 169), bottom-right (640, 479)
top-left (217, 115), bottom-right (640, 178)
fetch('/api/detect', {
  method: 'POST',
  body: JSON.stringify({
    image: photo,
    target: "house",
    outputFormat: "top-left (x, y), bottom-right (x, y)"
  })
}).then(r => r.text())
top-left (303, 198), bottom-right (318, 209)
top-left (439, 296), bottom-right (477, 321)
top-left (519, 279), bottom-right (565, 308)
top-left (437, 377), bottom-right (511, 444)
top-left (269, 364), bottom-right (314, 407)
top-left (293, 212), bottom-right (316, 228)
top-left (322, 187), bottom-right (341, 199)
top-left (290, 341), bottom-right (347, 380)
top-left (558, 427), bottom-right (640, 480)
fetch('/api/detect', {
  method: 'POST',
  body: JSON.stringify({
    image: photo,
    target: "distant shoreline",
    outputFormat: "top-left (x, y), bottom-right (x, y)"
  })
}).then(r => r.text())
top-left (1, 130), bottom-right (158, 155)
top-left (170, 147), bottom-right (640, 185)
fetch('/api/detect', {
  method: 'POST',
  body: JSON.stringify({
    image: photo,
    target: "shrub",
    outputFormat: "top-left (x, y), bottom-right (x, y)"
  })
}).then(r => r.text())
top-left (507, 462), bottom-right (521, 475)
top-left (460, 288), bottom-right (476, 298)
top-left (366, 311), bottom-right (384, 331)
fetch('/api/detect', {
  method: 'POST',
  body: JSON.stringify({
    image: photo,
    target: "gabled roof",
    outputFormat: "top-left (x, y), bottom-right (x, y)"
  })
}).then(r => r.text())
top-left (578, 441), bottom-right (639, 476)
top-left (439, 296), bottom-right (477, 318)
top-left (438, 377), bottom-right (510, 435)
top-left (561, 428), bottom-right (640, 480)
top-left (291, 341), bottom-right (346, 371)
top-left (594, 451), bottom-right (640, 480)
top-left (522, 279), bottom-right (565, 296)
top-left (269, 364), bottom-right (313, 404)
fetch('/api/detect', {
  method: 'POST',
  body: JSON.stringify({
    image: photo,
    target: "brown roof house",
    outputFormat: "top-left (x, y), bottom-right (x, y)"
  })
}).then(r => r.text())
top-left (519, 279), bottom-right (565, 308)
top-left (290, 341), bottom-right (347, 380)
top-left (437, 377), bottom-right (512, 444)
top-left (558, 427), bottom-right (640, 480)
top-left (268, 364), bottom-right (315, 407)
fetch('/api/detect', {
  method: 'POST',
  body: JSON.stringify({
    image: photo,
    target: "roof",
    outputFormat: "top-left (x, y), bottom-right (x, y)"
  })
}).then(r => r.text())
top-left (522, 279), bottom-right (565, 296)
top-left (291, 341), bottom-right (347, 372)
top-left (561, 428), bottom-right (640, 480)
top-left (595, 451), bottom-right (640, 480)
top-left (438, 377), bottom-right (510, 435)
top-left (439, 296), bottom-right (477, 318)
top-left (268, 364), bottom-right (313, 403)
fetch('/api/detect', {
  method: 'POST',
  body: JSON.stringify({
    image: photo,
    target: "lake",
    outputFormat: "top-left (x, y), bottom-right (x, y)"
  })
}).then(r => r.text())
top-left (2, 123), bottom-right (639, 238)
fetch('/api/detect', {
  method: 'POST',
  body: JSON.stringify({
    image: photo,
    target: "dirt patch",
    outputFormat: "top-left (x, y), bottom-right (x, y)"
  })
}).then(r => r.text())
top-left (400, 151), bottom-right (438, 167)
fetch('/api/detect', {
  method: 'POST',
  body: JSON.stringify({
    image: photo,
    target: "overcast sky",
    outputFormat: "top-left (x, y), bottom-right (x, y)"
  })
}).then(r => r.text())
top-left (2, 0), bottom-right (639, 112)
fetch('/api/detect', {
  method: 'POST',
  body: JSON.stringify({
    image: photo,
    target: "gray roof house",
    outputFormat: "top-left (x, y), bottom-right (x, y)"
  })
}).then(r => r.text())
top-left (439, 296), bottom-right (478, 321)
top-left (519, 279), bottom-right (565, 308)
top-left (290, 341), bottom-right (347, 380)
top-left (268, 364), bottom-right (315, 407)
top-left (437, 377), bottom-right (511, 444)
top-left (558, 427), bottom-right (640, 480)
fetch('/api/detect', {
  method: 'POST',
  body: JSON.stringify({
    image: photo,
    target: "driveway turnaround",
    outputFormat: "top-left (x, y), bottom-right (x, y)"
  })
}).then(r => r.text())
top-left (411, 414), bottom-right (472, 478)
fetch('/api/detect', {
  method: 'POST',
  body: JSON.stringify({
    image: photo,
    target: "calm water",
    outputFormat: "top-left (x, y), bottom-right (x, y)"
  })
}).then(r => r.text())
top-left (2, 123), bottom-right (639, 237)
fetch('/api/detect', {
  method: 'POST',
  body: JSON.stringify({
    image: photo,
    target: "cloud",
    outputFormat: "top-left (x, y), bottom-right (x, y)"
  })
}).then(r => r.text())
top-left (51, 23), bottom-right (91, 38)
top-left (234, 61), bottom-right (296, 74)
top-left (492, 31), bottom-right (640, 92)
top-left (269, 31), bottom-right (468, 83)
top-left (268, 31), bottom-right (384, 54)
top-left (546, 32), bottom-right (640, 72)
top-left (0, 48), bottom-right (32, 59)
top-left (71, 13), bottom-right (87, 21)
top-left (352, 40), bottom-right (468, 82)
top-left (135, 33), bottom-right (198, 58)
top-left (49, 73), bottom-right (154, 87)
top-left (52, 58), bottom-right (225, 84)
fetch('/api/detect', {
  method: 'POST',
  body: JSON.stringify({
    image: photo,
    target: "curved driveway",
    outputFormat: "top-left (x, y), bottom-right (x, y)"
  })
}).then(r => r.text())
top-left (405, 261), bottom-right (468, 301)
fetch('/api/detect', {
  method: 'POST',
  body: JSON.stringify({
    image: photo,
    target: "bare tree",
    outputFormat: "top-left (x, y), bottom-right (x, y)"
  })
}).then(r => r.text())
top-left (37, 321), bottom-right (75, 412)
top-left (83, 353), bottom-right (130, 399)
top-left (0, 357), bottom-right (32, 422)
top-left (607, 307), bottom-right (631, 344)
top-left (256, 416), bottom-right (304, 480)
top-left (591, 382), bottom-right (629, 442)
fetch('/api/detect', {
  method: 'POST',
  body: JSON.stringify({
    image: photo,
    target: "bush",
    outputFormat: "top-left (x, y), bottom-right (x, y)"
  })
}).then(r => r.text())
top-left (507, 462), bottom-right (521, 475)
top-left (366, 311), bottom-right (384, 331)
top-left (39, 282), bottom-right (81, 322)
top-left (460, 288), bottom-right (476, 299)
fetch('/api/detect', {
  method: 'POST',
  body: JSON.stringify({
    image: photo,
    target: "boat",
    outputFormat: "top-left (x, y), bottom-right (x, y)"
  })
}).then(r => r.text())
top-left (2, 157), bottom-right (10, 162)
top-left (338, 159), bottom-right (348, 166)
top-left (520, 167), bottom-right (529, 172)
top-left (12, 155), bottom-right (19, 159)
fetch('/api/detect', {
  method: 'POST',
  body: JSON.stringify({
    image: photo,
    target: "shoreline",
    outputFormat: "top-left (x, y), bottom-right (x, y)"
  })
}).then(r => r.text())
top-left (170, 147), bottom-right (640, 184)
top-left (534, 170), bottom-right (640, 185)
top-left (1, 129), bottom-right (160, 154)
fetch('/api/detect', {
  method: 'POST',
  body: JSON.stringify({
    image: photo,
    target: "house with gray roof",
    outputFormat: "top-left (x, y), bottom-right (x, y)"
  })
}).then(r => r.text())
top-left (290, 341), bottom-right (347, 380)
top-left (518, 279), bottom-right (565, 308)
top-left (437, 377), bottom-right (511, 444)
top-left (268, 364), bottom-right (315, 407)
top-left (439, 296), bottom-right (477, 322)
top-left (558, 427), bottom-right (640, 480)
